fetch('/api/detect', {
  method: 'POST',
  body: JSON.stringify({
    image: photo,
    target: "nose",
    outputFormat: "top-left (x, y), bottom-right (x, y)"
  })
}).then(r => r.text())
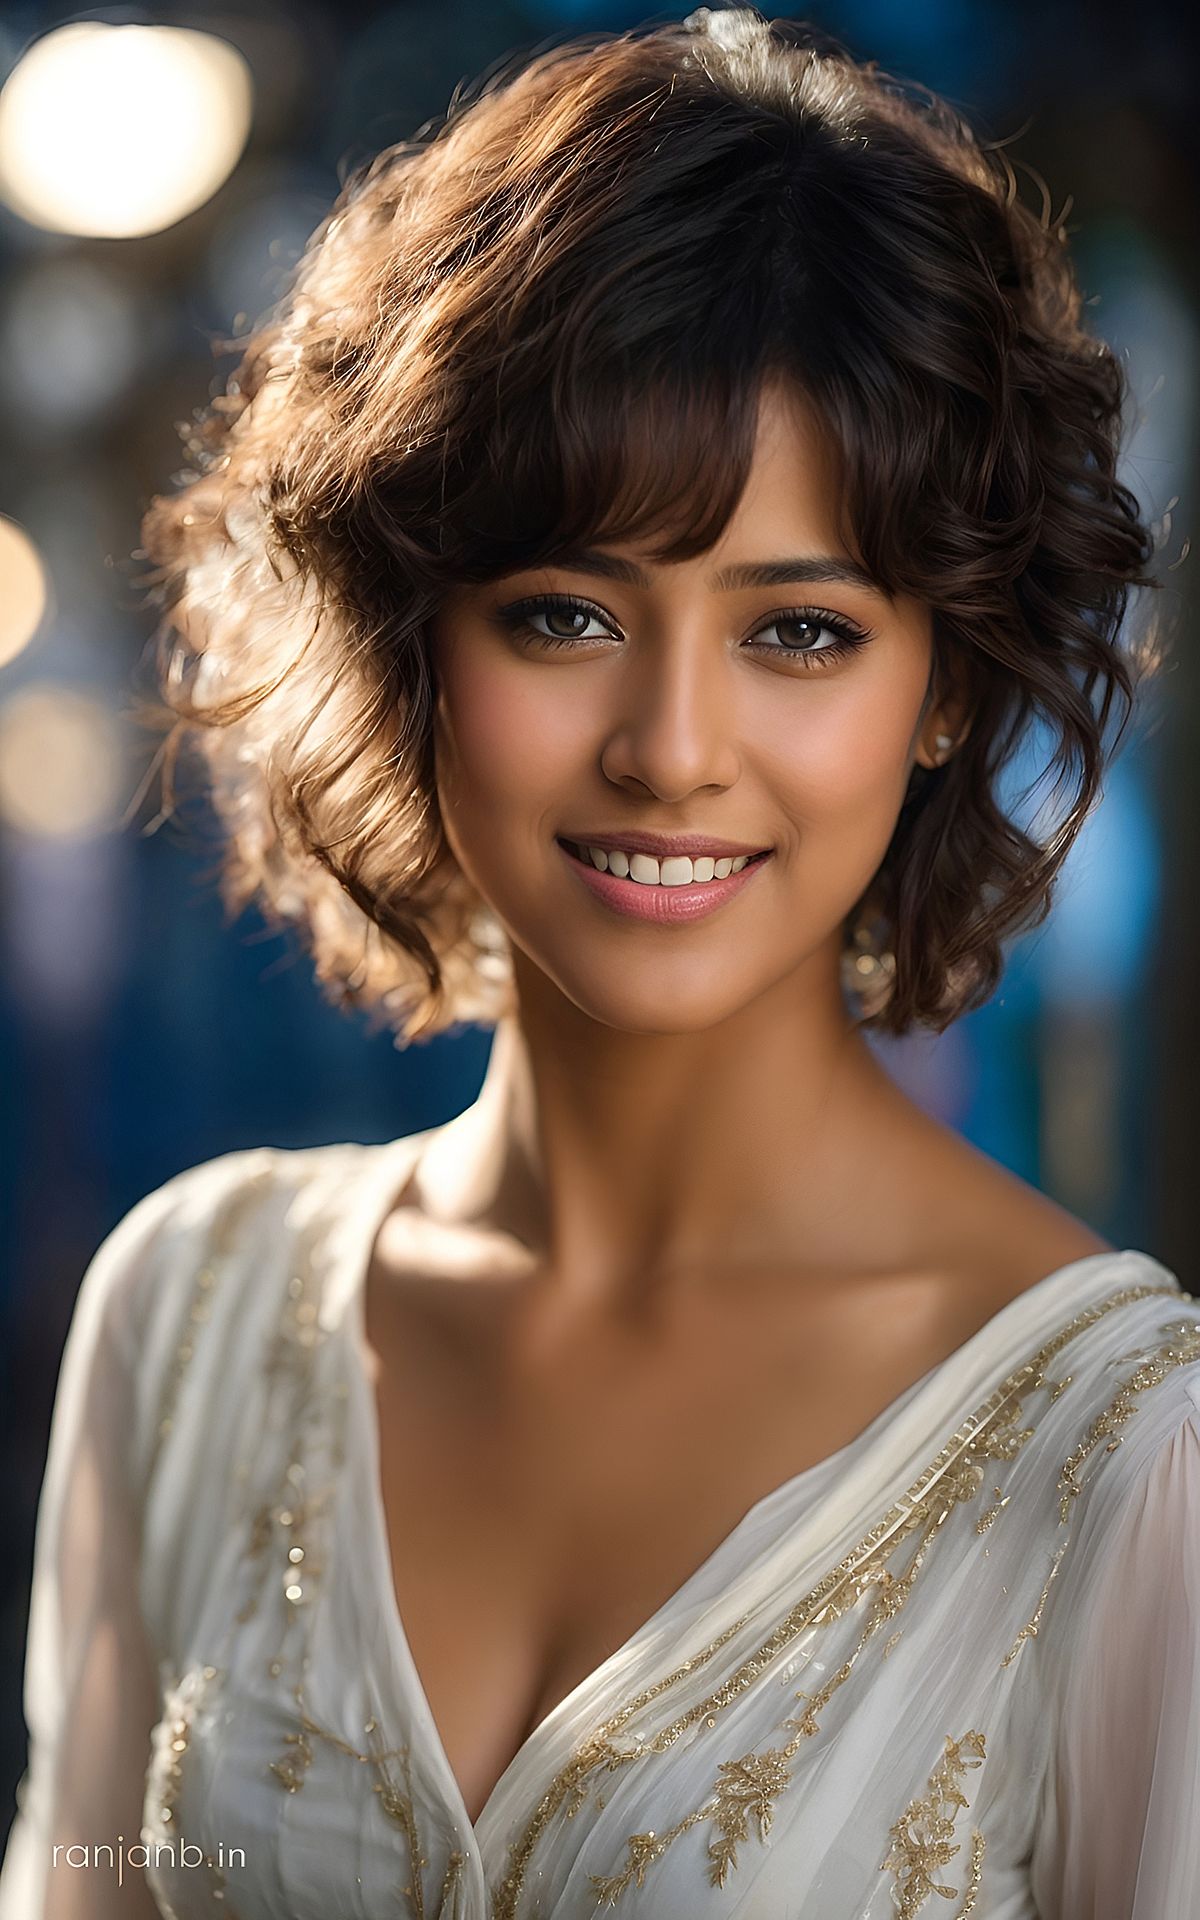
top-left (598, 627), bottom-right (741, 802)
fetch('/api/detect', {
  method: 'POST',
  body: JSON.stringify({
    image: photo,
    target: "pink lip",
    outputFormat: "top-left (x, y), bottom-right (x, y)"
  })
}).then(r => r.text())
top-left (557, 840), bottom-right (773, 924)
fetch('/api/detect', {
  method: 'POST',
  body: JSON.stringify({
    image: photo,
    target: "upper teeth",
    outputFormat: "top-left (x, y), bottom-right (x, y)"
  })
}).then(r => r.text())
top-left (576, 844), bottom-right (756, 885)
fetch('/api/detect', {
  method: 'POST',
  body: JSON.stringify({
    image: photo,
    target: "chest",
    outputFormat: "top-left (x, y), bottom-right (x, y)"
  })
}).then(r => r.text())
top-left (362, 1261), bottom-right (970, 1826)
top-left (136, 1248), bottom-right (1094, 1920)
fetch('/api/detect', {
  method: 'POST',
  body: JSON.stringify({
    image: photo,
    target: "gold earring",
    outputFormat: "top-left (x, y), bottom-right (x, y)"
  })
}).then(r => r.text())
top-left (840, 902), bottom-right (897, 1018)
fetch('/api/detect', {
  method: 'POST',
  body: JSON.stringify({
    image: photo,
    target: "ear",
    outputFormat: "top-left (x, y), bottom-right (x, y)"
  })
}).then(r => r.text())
top-left (913, 643), bottom-right (973, 771)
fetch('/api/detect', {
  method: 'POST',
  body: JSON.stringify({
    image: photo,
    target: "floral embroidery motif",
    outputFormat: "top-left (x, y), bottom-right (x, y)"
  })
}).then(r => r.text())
top-left (490, 1279), bottom-right (1185, 1918)
top-left (880, 1729), bottom-right (986, 1917)
top-left (705, 1748), bottom-right (794, 1885)
top-left (589, 1746), bottom-right (795, 1905)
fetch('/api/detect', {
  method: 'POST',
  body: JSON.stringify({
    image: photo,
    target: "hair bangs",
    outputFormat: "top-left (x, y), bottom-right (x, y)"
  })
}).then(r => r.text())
top-left (442, 358), bottom-right (771, 582)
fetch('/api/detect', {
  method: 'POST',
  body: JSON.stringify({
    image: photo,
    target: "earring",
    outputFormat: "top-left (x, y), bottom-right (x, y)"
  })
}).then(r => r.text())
top-left (840, 901), bottom-right (897, 1018)
top-left (934, 730), bottom-right (954, 762)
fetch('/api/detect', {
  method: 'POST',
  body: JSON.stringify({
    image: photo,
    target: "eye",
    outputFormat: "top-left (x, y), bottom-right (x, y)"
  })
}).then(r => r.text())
top-left (494, 593), bottom-right (618, 648)
top-left (491, 593), bottom-right (872, 665)
top-left (745, 609), bottom-right (872, 666)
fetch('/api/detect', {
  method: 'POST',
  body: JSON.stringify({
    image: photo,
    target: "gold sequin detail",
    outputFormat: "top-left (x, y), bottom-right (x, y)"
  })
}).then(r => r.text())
top-left (973, 1483), bottom-right (1010, 1535)
top-left (268, 1719), bottom-right (315, 1793)
top-left (251, 1191), bottom-right (468, 1917)
top-left (246, 1237), bottom-right (340, 1668)
top-left (146, 1162), bottom-right (457, 1920)
top-left (880, 1729), bottom-right (986, 1917)
top-left (147, 1167), bottom-right (360, 1904)
top-left (491, 1280), bottom-right (1182, 1918)
top-left (145, 1665), bottom-right (245, 1913)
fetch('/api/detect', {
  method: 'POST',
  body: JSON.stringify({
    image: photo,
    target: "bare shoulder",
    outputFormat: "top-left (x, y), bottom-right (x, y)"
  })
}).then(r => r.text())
top-left (919, 1120), bottom-right (1115, 1309)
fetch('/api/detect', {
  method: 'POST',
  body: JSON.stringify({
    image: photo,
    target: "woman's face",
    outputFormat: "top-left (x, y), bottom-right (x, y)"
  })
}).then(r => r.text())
top-left (429, 383), bottom-right (945, 1034)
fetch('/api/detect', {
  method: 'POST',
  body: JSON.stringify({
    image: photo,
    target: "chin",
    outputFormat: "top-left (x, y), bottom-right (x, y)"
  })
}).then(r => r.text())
top-left (538, 962), bottom-right (759, 1036)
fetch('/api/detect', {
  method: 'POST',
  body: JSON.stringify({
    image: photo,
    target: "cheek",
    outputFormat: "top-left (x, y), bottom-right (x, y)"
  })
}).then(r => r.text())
top-left (754, 673), bottom-right (920, 833)
top-left (434, 650), bottom-right (584, 824)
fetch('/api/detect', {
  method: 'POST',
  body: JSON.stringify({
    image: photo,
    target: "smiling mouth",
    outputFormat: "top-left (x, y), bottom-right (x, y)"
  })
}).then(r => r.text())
top-left (558, 838), bottom-right (773, 888)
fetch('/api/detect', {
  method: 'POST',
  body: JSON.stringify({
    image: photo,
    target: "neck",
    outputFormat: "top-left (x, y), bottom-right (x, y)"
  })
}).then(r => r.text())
top-left (413, 950), bottom-right (927, 1321)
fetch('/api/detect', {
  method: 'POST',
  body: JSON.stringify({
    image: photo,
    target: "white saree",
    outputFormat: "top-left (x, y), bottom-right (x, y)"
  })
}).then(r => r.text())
top-left (2, 1130), bottom-right (1199, 1920)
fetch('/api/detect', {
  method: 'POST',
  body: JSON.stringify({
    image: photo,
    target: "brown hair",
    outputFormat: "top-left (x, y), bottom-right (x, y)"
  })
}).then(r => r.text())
top-left (135, 6), bottom-right (1165, 1043)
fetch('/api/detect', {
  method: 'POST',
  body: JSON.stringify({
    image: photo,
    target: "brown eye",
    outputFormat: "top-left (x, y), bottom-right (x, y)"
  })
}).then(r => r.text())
top-left (494, 593), bottom-right (619, 649)
top-left (775, 618), bottom-right (834, 651)
top-left (539, 605), bottom-right (598, 640)
top-left (746, 608), bottom-right (871, 666)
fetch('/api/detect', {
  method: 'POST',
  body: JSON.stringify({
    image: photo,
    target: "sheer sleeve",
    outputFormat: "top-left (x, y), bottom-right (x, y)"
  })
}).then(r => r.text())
top-left (1029, 1377), bottom-right (1200, 1918)
top-left (0, 1188), bottom-right (180, 1919)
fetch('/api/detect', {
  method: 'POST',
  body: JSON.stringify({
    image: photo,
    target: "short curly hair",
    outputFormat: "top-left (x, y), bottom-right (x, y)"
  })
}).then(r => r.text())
top-left (136, 5), bottom-right (1165, 1045)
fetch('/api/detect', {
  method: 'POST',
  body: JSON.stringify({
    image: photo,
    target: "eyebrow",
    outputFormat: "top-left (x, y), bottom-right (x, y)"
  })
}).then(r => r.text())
top-left (532, 545), bottom-right (891, 598)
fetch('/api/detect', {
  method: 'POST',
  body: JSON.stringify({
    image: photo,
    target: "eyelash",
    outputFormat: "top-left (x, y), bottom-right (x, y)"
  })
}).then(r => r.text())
top-left (493, 592), bottom-right (872, 667)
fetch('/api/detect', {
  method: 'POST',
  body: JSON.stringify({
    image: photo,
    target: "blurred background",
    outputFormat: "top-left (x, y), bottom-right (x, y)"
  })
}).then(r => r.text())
top-left (0, 0), bottom-right (1196, 1835)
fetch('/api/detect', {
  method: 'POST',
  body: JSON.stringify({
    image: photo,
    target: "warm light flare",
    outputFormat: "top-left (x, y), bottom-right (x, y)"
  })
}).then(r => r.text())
top-left (0, 515), bottom-right (49, 667)
top-left (0, 23), bottom-right (253, 238)
top-left (0, 684), bottom-right (123, 837)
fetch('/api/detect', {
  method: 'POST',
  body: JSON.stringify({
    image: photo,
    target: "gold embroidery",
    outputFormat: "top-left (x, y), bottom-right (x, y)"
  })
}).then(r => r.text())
top-left (880, 1729), bottom-right (986, 1918)
top-left (155, 1263), bottom-right (215, 1446)
top-left (1000, 1539), bottom-right (1070, 1668)
top-left (973, 1483), bottom-right (1010, 1535)
top-left (1001, 1311), bottom-right (1200, 1669)
top-left (139, 1172), bottom-right (283, 1917)
top-left (150, 1166), bottom-right (273, 1470)
top-left (149, 1161), bottom-right (462, 1919)
top-left (268, 1720), bottom-right (315, 1793)
top-left (267, 1697), bottom-right (467, 1919)
top-left (252, 1190), bottom-right (466, 1919)
top-left (491, 1280), bottom-right (1182, 1918)
top-left (145, 1664), bottom-right (246, 1914)
top-left (705, 1748), bottom-right (794, 1886)
top-left (368, 1715), bottom-right (468, 1920)
top-left (247, 1236), bottom-right (341, 1669)
top-left (953, 1831), bottom-right (986, 1917)
top-left (150, 1669), bottom-right (205, 1829)
top-left (1059, 1317), bottom-right (1200, 1523)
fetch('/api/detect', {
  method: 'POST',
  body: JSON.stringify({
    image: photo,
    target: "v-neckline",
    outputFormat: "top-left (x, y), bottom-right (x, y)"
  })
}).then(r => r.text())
top-left (330, 1133), bottom-right (1165, 1849)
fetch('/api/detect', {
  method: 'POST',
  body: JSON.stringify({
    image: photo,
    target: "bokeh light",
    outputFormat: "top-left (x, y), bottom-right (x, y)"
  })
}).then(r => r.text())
top-left (0, 515), bottom-right (49, 668)
top-left (0, 258), bottom-right (152, 433)
top-left (0, 23), bottom-right (253, 238)
top-left (0, 683), bottom-right (122, 837)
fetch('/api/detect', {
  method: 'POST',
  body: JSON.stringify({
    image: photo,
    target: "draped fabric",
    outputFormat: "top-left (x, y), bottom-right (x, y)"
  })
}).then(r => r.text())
top-left (2, 1134), bottom-right (1199, 1919)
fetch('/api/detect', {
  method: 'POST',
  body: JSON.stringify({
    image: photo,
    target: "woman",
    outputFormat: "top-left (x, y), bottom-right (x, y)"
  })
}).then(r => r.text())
top-left (2, 9), bottom-right (1197, 1917)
